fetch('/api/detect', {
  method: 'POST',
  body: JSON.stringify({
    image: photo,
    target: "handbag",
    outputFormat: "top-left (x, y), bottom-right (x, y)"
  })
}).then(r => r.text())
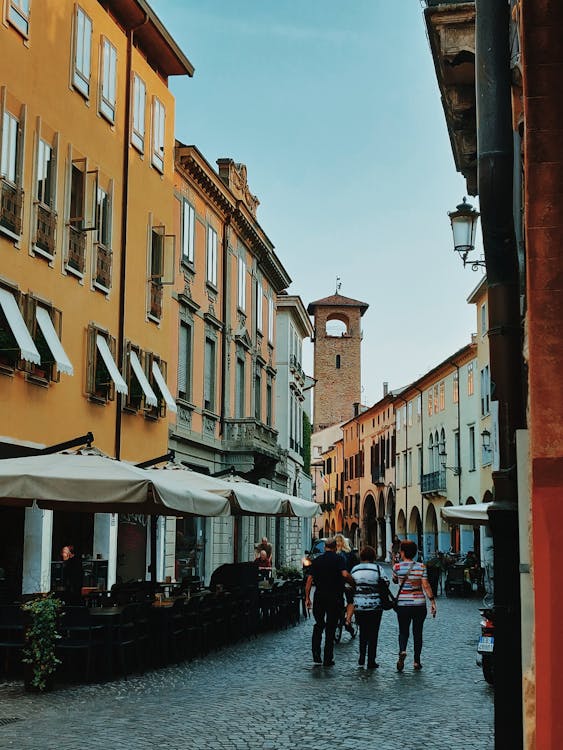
top-left (377, 562), bottom-right (415, 611)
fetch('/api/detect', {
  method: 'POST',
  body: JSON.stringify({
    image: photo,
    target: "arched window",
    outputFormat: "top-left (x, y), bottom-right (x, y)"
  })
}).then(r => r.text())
top-left (336, 354), bottom-right (341, 369)
top-left (428, 433), bottom-right (434, 472)
top-left (434, 430), bottom-right (440, 473)
top-left (439, 428), bottom-right (446, 463)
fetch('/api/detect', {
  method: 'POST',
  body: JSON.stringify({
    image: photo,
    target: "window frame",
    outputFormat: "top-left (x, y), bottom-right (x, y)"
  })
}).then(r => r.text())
top-left (99, 36), bottom-right (117, 124)
top-left (181, 199), bottom-right (195, 266)
top-left (7, 0), bottom-right (30, 36)
top-left (72, 6), bottom-right (93, 99)
top-left (255, 277), bottom-right (263, 333)
top-left (178, 320), bottom-right (192, 403)
top-left (151, 96), bottom-right (165, 172)
top-left (206, 225), bottom-right (217, 286)
top-left (131, 73), bottom-right (146, 153)
top-left (203, 336), bottom-right (216, 412)
top-left (237, 254), bottom-right (246, 311)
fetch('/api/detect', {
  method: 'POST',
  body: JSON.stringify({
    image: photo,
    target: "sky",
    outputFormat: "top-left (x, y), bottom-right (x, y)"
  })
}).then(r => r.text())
top-left (151, 0), bottom-right (482, 407)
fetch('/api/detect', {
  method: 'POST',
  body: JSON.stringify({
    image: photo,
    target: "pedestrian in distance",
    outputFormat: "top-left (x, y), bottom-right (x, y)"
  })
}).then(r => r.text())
top-left (347, 545), bottom-right (388, 668)
top-left (393, 539), bottom-right (436, 672)
top-left (334, 533), bottom-right (357, 636)
top-left (305, 537), bottom-right (355, 667)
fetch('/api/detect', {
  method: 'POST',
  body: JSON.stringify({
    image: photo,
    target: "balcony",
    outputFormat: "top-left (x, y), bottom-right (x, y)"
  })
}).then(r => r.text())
top-left (35, 204), bottom-right (57, 256)
top-left (0, 179), bottom-right (23, 236)
top-left (67, 225), bottom-right (86, 274)
top-left (421, 470), bottom-right (447, 495)
top-left (95, 243), bottom-right (112, 289)
top-left (371, 465), bottom-right (385, 485)
top-left (223, 418), bottom-right (280, 460)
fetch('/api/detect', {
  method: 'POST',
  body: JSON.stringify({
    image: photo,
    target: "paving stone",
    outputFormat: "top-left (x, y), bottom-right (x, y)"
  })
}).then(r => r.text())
top-left (0, 583), bottom-right (493, 750)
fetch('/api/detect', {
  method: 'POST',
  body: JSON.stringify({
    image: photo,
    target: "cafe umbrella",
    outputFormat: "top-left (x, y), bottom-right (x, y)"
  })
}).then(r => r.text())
top-left (144, 465), bottom-right (320, 518)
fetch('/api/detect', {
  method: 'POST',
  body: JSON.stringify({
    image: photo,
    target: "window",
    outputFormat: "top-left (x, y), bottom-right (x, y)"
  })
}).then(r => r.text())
top-left (407, 450), bottom-right (412, 486)
top-left (439, 381), bottom-right (445, 411)
top-left (433, 384), bottom-right (439, 413)
top-left (8, 0), bottom-right (30, 35)
top-left (235, 354), bottom-right (245, 418)
top-left (396, 454), bottom-right (401, 487)
top-left (36, 139), bottom-right (54, 207)
top-left (26, 300), bottom-right (73, 382)
top-left (427, 390), bottom-right (433, 416)
top-left (480, 365), bottom-right (490, 416)
top-left (94, 185), bottom-right (112, 288)
top-left (335, 354), bottom-right (341, 369)
top-left (238, 255), bottom-right (246, 310)
top-left (86, 326), bottom-right (127, 404)
top-left (428, 434), bottom-right (434, 472)
top-left (124, 345), bottom-right (156, 412)
top-left (268, 296), bottom-right (274, 343)
top-left (66, 159), bottom-right (97, 274)
top-left (131, 74), bottom-right (146, 152)
top-left (481, 303), bottom-right (488, 336)
top-left (454, 431), bottom-right (460, 472)
top-left (204, 337), bottom-right (216, 412)
top-left (408, 402), bottom-right (413, 426)
top-left (417, 446), bottom-right (422, 484)
top-left (396, 408), bottom-right (401, 431)
top-left (453, 371), bottom-right (459, 404)
top-left (182, 200), bottom-right (195, 264)
top-left (417, 395), bottom-right (422, 421)
top-left (178, 322), bottom-right (192, 402)
top-left (254, 368), bottom-right (261, 421)
top-left (266, 380), bottom-right (272, 426)
top-left (469, 425), bottom-right (476, 470)
top-left (1, 111), bottom-right (20, 184)
top-left (206, 226), bottom-right (217, 286)
top-left (99, 38), bottom-right (117, 123)
top-left (151, 97), bottom-right (165, 172)
top-left (73, 7), bottom-right (92, 98)
top-left (468, 363), bottom-right (474, 396)
top-left (255, 278), bottom-right (263, 333)
top-left (148, 222), bottom-right (174, 318)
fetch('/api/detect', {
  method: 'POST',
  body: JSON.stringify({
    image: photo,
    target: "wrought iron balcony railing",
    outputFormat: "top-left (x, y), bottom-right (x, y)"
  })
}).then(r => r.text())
top-left (95, 243), bottom-right (112, 289)
top-left (0, 179), bottom-right (23, 236)
top-left (421, 470), bottom-right (447, 494)
top-left (35, 204), bottom-right (57, 256)
top-left (67, 224), bottom-right (86, 274)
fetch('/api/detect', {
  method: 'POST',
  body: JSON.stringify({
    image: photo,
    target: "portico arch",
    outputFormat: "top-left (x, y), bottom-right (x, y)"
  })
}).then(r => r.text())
top-left (397, 509), bottom-right (406, 537)
top-left (408, 506), bottom-right (423, 552)
top-left (424, 503), bottom-right (439, 555)
top-left (362, 494), bottom-right (377, 548)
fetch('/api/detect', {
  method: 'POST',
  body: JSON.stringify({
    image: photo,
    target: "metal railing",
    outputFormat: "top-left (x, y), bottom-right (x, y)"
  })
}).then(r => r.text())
top-left (421, 470), bottom-right (447, 493)
top-left (0, 179), bottom-right (23, 236)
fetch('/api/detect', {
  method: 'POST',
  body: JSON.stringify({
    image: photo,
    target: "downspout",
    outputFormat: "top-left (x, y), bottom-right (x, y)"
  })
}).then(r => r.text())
top-left (475, 2), bottom-right (525, 748)
top-left (396, 395), bottom-right (409, 541)
top-left (415, 387), bottom-right (424, 554)
top-left (115, 12), bottom-right (148, 461)
top-left (219, 215), bottom-right (231, 437)
top-left (448, 361), bottom-right (462, 504)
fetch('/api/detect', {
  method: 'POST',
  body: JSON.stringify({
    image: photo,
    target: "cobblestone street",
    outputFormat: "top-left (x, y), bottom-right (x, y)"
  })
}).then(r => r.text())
top-left (0, 584), bottom-right (493, 750)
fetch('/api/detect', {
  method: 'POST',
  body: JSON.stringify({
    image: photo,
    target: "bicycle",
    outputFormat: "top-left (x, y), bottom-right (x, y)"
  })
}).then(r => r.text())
top-left (334, 602), bottom-right (356, 644)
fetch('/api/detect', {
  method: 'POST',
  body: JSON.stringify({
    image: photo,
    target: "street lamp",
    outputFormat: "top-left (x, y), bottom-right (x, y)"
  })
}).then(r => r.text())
top-left (439, 449), bottom-right (461, 476)
top-left (448, 197), bottom-right (484, 271)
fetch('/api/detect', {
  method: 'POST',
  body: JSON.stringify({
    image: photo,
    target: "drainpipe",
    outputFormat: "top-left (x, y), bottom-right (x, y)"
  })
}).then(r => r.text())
top-left (448, 362), bottom-right (462, 504)
top-left (414, 387), bottom-right (425, 553)
top-left (219, 216), bottom-right (231, 437)
top-left (115, 12), bottom-right (148, 461)
top-left (396, 395), bottom-right (409, 542)
top-left (476, 2), bottom-right (525, 747)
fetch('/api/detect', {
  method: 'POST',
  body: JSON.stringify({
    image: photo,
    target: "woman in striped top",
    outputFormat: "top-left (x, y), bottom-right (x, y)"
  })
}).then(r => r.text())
top-left (392, 539), bottom-right (436, 671)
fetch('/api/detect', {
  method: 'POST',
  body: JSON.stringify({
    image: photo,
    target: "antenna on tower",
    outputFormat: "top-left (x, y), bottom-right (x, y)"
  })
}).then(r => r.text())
top-left (335, 276), bottom-right (342, 294)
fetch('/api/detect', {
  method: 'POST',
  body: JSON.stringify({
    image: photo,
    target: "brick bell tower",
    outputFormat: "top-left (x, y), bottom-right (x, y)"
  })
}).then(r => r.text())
top-left (307, 291), bottom-right (369, 432)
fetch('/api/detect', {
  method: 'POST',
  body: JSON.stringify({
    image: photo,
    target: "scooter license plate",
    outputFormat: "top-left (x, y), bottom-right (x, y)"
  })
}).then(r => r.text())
top-left (478, 636), bottom-right (494, 653)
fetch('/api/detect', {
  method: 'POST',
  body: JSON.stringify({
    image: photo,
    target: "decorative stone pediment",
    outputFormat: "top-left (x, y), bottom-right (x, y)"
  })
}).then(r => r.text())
top-left (234, 327), bottom-right (252, 351)
top-left (217, 158), bottom-right (260, 218)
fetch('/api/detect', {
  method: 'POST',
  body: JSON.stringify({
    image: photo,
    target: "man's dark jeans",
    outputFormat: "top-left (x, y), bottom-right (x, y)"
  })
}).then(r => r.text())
top-left (397, 605), bottom-right (427, 662)
top-left (312, 592), bottom-right (341, 664)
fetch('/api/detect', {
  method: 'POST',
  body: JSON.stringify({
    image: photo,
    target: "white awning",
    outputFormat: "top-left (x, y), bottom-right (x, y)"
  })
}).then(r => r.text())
top-left (35, 306), bottom-right (74, 376)
top-left (0, 288), bottom-right (41, 365)
top-left (129, 349), bottom-right (158, 408)
top-left (151, 360), bottom-right (177, 413)
top-left (96, 334), bottom-right (128, 395)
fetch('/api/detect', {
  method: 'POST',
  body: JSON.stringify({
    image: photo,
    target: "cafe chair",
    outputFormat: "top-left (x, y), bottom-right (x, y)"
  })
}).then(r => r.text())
top-left (111, 604), bottom-right (139, 679)
top-left (0, 604), bottom-right (26, 678)
top-left (56, 606), bottom-right (107, 682)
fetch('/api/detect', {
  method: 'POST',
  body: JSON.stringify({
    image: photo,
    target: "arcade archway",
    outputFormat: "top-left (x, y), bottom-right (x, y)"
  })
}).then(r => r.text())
top-left (362, 494), bottom-right (377, 548)
top-left (424, 503), bottom-right (439, 556)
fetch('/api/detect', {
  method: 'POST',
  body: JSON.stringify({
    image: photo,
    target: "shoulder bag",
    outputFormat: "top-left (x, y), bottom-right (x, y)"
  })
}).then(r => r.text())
top-left (377, 561), bottom-right (415, 611)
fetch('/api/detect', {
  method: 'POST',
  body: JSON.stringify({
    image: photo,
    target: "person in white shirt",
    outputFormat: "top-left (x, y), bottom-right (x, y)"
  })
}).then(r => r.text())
top-left (348, 545), bottom-right (388, 668)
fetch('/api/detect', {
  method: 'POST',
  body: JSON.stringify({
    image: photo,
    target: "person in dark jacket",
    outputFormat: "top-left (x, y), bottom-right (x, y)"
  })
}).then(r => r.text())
top-left (305, 537), bottom-right (354, 666)
top-left (61, 545), bottom-right (83, 604)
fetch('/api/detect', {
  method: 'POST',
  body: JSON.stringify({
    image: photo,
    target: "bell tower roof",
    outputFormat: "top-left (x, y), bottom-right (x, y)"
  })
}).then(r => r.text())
top-left (307, 293), bottom-right (369, 316)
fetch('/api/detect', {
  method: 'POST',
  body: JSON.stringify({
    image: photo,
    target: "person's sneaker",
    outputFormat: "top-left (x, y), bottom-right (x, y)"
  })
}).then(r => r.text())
top-left (358, 656), bottom-right (365, 667)
top-left (323, 660), bottom-right (335, 667)
top-left (313, 652), bottom-right (322, 664)
top-left (414, 662), bottom-right (423, 670)
top-left (367, 662), bottom-right (379, 669)
top-left (396, 652), bottom-right (406, 672)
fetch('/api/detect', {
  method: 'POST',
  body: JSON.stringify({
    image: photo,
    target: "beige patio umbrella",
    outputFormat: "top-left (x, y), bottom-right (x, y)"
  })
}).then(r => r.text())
top-left (0, 452), bottom-right (230, 517)
top-left (146, 465), bottom-right (320, 518)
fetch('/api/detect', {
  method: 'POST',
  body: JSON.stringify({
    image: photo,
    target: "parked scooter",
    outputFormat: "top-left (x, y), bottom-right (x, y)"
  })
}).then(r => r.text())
top-left (477, 606), bottom-right (495, 684)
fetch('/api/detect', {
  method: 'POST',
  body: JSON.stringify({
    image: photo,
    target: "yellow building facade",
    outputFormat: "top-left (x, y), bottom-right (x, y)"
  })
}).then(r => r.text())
top-left (0, 0), bottom-right (192, 593)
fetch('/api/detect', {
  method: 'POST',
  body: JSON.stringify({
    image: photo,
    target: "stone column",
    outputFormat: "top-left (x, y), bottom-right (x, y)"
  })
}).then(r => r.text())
top-left (385, 515), bottom-right (392, 562)
top-left (376, 519), bottom-right (383, 559)
top-left (22, 504), bottom-right (53, 594)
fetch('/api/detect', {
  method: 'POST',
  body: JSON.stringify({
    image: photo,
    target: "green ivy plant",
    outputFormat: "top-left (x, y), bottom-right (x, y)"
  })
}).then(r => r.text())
top-left (21, 594), bottom-right (62, 691)
top-left (275, 566), bottom-right (303, 580)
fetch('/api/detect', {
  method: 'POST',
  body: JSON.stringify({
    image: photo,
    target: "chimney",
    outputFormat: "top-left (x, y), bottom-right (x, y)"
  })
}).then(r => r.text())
top-left (383, 382), bottom-right (389, 397)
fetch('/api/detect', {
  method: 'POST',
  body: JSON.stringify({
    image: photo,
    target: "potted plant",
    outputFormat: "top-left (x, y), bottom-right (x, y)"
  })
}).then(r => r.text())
top-left (21, 594), bottom-right (62, 692)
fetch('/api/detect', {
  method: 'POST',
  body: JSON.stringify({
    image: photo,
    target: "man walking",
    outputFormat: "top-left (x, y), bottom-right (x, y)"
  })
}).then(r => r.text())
top-left (305, 537), bottom-right (354, 666)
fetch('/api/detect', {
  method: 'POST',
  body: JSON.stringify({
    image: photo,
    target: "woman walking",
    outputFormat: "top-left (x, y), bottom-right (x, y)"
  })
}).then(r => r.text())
top-left (347, 545), bottom-right (387, 668)
top-left (393, 539), bottom-right (436, 671)
top-left (335, 533), bottom-right (357, 637)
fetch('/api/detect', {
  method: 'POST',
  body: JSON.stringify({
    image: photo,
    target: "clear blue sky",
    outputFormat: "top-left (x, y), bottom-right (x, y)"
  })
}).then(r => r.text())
top-left (151, 0), bottom-right (481, 407)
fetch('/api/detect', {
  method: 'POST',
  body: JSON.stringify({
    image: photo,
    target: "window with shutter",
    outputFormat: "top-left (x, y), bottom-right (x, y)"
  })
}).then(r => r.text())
top-left (178, 322), bottom-right (192, 401)
top-left (204, 337), bottom-right (215, 411)
top-left (132, 74), bottom-right (146, 152)
top-left (100, 38), bottom-right (117, 123)
top-left (73, 7), bottom-right (92, 98)
top-left (182, 200), bottom-right (195, 264)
